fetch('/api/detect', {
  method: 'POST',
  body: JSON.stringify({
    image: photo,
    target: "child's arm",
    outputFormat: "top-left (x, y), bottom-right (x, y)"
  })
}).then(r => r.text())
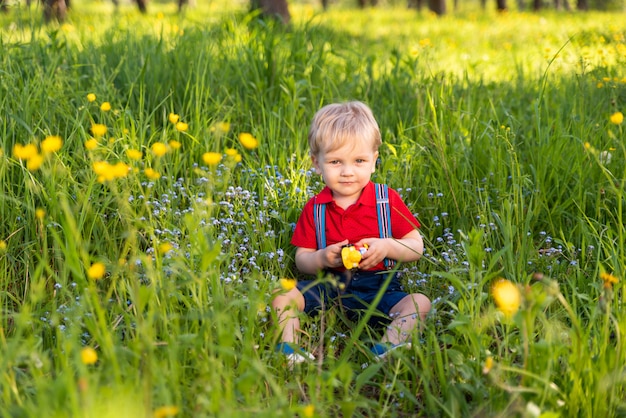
top-left (295, 240), bottom-right (349, 275)
top-left (357, 229), bottom-right (424, 271)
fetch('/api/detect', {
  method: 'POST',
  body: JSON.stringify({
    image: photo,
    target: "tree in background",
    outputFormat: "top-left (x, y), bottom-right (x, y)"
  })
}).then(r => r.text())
top-left (251, 0), bottom-right (291, 23)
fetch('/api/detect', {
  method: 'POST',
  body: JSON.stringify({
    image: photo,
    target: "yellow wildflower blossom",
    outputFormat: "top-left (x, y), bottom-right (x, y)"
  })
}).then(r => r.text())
top-left (87, 93), bottom-right (96, 102)
top-left (92, 161), bottom-right (129, 182)
top-left (239, 132), bottom-right (258, 150)
top-left (168, 140), bottom-right (181, 150)
top-left (491, 279), bottom-right (521, 318)
top-left (100, 102), bottom-right (112, 112)
top-left (144, 168), bottom-right (161, 180)
top-left (41, 135), bottom-right (63, 153)
top-left (126, 149), bottom-right (143, 161)
top-left (225, 148), bottom-right (242, 162)
top-left (175, 121), bottom-right (188, 132)
top-left (0, 240), bottom-right (6, 251)
top-left (151, 142), bottom-right (168, 157)
top-left (13, 143), bottom-right (38, 160)
top-left (610, 111), bottom-right (624, 125)
top-left (80, 347), bottom-right (98, 365)
top-left (217, 121), bottom-right (231, 133)
top-left (279, 278), bottom-right (297, 291)
top-left (202, 152), bottom-right (222, 166)
top-left (87, 262), bottom-right (106, 280)
top-left (26, 153), bottom-right (44, 171)
top-left (482, 356), bottom-right (494, 374)
top-left (168, 113), bottom-right (179, 124)
top-left (112, 162), bottom-right (129, 179)
top-left (158, 242), bottom-right (173, 254)
top-left (85, 138), bottom-right (99, 150)
top-left (154, 406), bottom-right (179, 418)
top-left (91, 124), bottom-right (108, 137)
top-left (601, 272), bottom-right (619, 289)
top-left (302, 404), bottom-right (315, 418)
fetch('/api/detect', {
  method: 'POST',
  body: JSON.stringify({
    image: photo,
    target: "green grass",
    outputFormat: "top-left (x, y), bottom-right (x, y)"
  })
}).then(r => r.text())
top-left (1, 1), bottom-right (626, 416)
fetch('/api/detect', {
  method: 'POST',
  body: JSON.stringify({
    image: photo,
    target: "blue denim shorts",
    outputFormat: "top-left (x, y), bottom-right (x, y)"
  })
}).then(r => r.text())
top-left (296, 270), bottom-right (407, 322)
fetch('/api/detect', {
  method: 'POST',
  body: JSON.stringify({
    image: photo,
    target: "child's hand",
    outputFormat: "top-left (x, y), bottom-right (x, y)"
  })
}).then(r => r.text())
top-left (323, 239), bottom-right (349, 269)
top-left (356, 238), bottom-right (387, 270)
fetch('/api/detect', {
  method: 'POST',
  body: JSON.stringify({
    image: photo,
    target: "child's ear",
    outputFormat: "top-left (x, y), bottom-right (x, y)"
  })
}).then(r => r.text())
top-left (372, 151), bottom-right (379, 173)
top-left (311, 154), bottom-right (322, 174)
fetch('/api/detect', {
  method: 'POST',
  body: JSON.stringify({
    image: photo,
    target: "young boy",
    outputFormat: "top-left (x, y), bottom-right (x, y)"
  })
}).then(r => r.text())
top-left (272, 101), bottom-right (431, 364)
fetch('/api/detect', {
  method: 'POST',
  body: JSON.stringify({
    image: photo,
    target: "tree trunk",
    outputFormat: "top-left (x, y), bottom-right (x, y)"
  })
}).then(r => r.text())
top-left (0, 0), bottom-right (8, 13)
top-left (496, 0), bottom-right (507, 10)
top-left (136, 0), bottom-right (148, 13)
top-left (576, 0), bottom-right (588, 9)
top-left (427, 0), bottom-right (446, 14)
top-left (43, 0), bottom-right (67, 22)
top-left (251, 0), bottom-right (290, 24)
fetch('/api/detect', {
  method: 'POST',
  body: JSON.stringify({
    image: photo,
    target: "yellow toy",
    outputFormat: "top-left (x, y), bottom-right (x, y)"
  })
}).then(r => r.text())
top-left (341, 244), bottom-right (368, 270)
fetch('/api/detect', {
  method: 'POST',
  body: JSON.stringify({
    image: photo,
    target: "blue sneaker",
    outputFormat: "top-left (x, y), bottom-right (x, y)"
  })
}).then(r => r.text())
top-left (370, 342), bottom-right (412, 361)
top-left (275, 343), bottom-right (315, 367)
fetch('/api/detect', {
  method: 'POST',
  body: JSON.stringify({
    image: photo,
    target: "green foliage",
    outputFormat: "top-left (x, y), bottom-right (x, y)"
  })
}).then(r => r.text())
top-left (1, 2), bottom-right (626, 416)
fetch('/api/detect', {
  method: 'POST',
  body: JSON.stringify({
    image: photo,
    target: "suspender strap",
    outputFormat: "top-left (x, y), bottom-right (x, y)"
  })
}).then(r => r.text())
top-left (313, 184), bottom-right (395, 269)
top-left (375, 184), bottom-right (395, 269)
top-left (313, 200), bottom-right (327, 250)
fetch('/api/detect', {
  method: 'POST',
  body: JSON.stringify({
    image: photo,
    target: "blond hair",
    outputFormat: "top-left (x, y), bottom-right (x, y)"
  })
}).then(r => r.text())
top-left (308, 101), bottom-right (381, 156)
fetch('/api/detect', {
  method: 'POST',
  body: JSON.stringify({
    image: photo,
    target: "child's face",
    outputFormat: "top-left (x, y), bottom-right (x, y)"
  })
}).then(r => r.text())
top-left (312, 138), bottom-right (378, 205)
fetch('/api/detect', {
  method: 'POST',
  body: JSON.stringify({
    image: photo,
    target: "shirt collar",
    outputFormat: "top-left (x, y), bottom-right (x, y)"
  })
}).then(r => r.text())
top-left (315, 182), bottom-right (376, 206)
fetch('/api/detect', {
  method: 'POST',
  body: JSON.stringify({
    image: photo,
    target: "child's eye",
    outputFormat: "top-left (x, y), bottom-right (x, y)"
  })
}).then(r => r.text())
top-left (329, 160), bottom-right (340, 165)
top-left (356, 159), bottom-right (365, 164)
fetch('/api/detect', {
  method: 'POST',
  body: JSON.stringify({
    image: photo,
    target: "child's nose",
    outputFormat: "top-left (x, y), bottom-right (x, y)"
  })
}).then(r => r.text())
top-left (341, 166), bottom-right (354, 175)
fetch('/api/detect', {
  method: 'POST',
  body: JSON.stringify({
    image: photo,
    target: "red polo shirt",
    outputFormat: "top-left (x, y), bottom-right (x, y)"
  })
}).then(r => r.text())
top-left (291, 182), bottom-right (420, 271)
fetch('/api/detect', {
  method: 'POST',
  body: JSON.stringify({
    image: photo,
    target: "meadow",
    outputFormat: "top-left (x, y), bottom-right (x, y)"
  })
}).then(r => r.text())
top-left (1, 0), bottom-right (625, 416)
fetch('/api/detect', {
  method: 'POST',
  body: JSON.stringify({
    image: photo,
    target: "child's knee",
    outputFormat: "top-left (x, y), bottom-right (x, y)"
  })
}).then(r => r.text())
top-left (414, 293), bottom-right (431, 314)
top-left (272, 287), bottom-right (305, 312)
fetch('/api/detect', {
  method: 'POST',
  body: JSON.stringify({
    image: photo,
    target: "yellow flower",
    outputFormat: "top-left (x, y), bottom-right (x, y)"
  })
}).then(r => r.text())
top-left (168, 113), bottom-right (180, 124)
top-left (35, 208), bottom-right (46, 220)
top-left (144, 168), bottom-right (161, 180)
top-left (168, 140), bottom-right (181, 150)
top-left (158, 242), bottom-right (173, 254)
top-left (175, 121), bottom-right (188, 132)
top-left (302, 404), bottom-right (315, 418)
top-left (126, 149), bottom-right (143, 161)
top-left (202, 152), bottom-right (222, 166)
top-left (26, 153), bottom-right (44, 171)
top-left (239, 132), bottom-right (259, 150)
top-left (85, 138), bottom-right (99, 150)
top-left (87, 93), bottom-right (96, 102)
top-left (610, 111), bottom-right (624, 125)
top-left (0, 240), bottom-right (6, 251)
top-left (225, 148), bottom-right (242, 162)
top-left (217, 121), bottom-right (231, 133)
top-left (482, 356), bottom-right (494, 374)
top-left (279, 278), bottom-right (297, 291)
top-left (491, 279), bottom-right (521, 318)
top-left (13, 143), bottom-right (38, 160)
top-left (87, 262), bottom-right (106, 280)
top-left (92, 161), bottom-right (128, 182)
top-left (80, 347), bottom-right (98, 365)
top-left (100, 102), bottom-right (112, 112)
top-left (41, 135), bottom-right (63, 153)
top-left (91, 123), bottom-right (108, 137)
top-left (601, 272), bottom-right (619, 289)
top-left (154, 406), bottom-right (179, 418)
top-left (151, 142), bottom-right (169, 157)
top-left (112, 162), bottom-right (130, 179)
